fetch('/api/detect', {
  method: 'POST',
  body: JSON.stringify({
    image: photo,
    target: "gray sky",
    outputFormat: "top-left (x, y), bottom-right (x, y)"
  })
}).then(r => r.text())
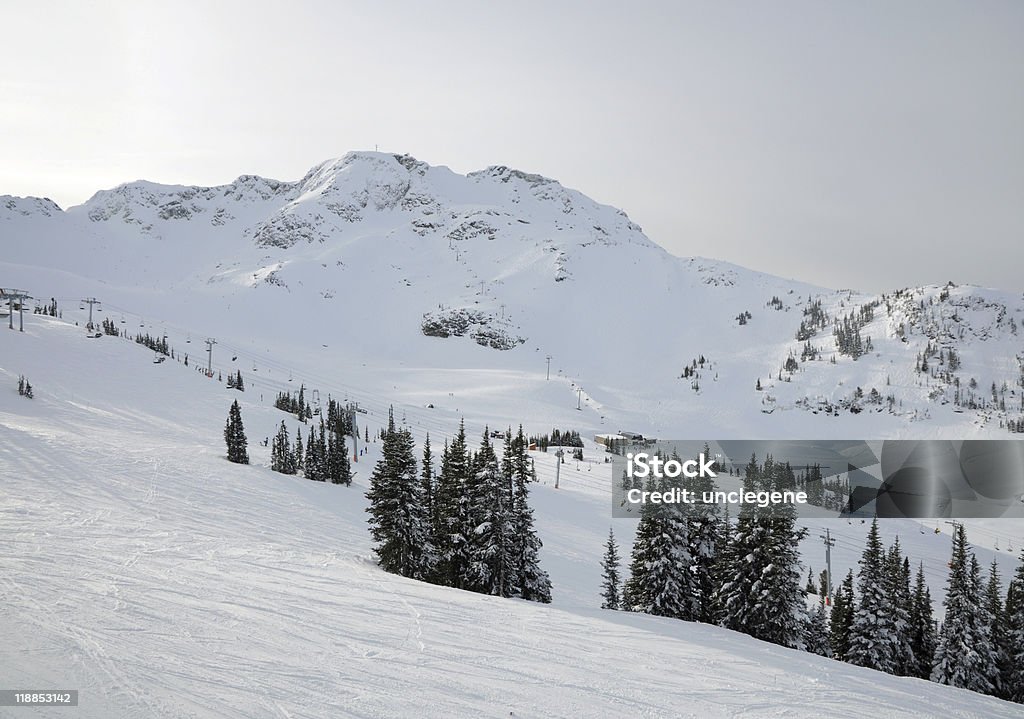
top-left (3, 0), bottom-right (1022, 292)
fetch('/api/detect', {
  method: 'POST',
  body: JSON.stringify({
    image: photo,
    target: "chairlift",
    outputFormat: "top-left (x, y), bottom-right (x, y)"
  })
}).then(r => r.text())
top-left (186, 334), bottom-right (192, 344)
top-left (120, 314), bottom-right (126, 324)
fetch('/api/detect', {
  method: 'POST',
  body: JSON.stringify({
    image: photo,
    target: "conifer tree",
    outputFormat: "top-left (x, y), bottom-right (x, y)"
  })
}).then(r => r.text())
top-left (600, 527), bottom-right (622, 610)
top-left (909, 561), bottom-right (936, 679)
top-left (985, 558), bottom-right (1009, 698)
top-left (931, 524), bottom-right (997, 694)
top-left (271, 421), bottom-right (295, 474)
top-left (848, 519), bottom-right (904, 673)
top-left (830, 570), bottom-right (856, 659)
top-left (885, 539), bottom-right (915, 675)
top-left (421, 433), bottom-right (434, 532)
top-left (1004, 550), bottom-right (1024, 702)
top-left (804, 602), bottom-right (831, 657)
top-left (224, 400), bottom-right (249, 464)
top-left (465, 429), bottom-right (516, 597)
top-left (365, 408), bottom-right (433, 580)
top-left (508, 425), bottom-right (551, 603)
top-left (294, 427), bottom-right (304, 473)
top-left (433, 422), bottom-right (471, 589)
top-left (715, 454), bottom-right (806, 647)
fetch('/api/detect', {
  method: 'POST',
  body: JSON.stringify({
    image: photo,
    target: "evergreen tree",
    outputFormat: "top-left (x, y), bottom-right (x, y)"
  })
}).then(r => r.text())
top-left (270, 421), bottom-right (295, 474)
top-left (420, 433), bottom-right (434, 534)
top-left (885, 539), bottom-right (915, 675)
top-left (931, 524), bottom-right (997, 694)
top-left (463, 430), bottom-right (516, 597)
top-left (830, 570), bottom-right (856, 659)
top-left (235, 370), bottom-right (244, 391)
top-left (365, 408), bottom-right (433, 580)
top-left (1004, 550), bottom-right (1024, 702)
top-left (715, 454), bottom-right (806, 647)
top-left (294, 427), bottom-right (304, 473)
top-left (804, 602), bottom-right (831, 657)
top-left (508, 425), bottom-right (551, 603)
top-left (223, 399), bottom-right (249, 465)
top-left (985, 558), bottom-right (1010, 698)
top-left (908, 562), bottom-right (936, 680)
top-left (848, 519), bottom-right (904, 673)
top-left (433, 421), bottom-right (472, 589)
top-left (600, 527), bottom-right (622, 610)
top-left (326, 423), bottom-right (351, 485)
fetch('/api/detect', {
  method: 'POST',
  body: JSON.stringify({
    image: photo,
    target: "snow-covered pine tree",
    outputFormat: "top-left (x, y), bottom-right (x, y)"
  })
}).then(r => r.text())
top-left (465, 429), bottom-right (516, 597)
top-left (420, 433), bottom-right (434, 533)
top-left (716, 454), bottom-right (806, 647)
top-left (830, 570), bottom-right (855, 660)
top-left (714, 454), bottom-right (762, 632)
top-left (270, 421), bottom-right (295, 474)
top-left (804, 601), bottom-right (831, 657)
top-left (600, 527), bottom-right (622, 610)
top-left (624, 474), bottom-right (660, 612)
top-left (364, 408), bottom-right (433, 580)
top-left (296, 385), bottom-right (307, 422)
top-left (909, 561), bottom-right (936, 680)
top-left (234, 370), bottom-right (244, 391)
top-left (985, 558), bottom-right (1010, 699)
top-left (223, 399), bottom-right (249, 464)
top-left (433, 422), bottom-right (471, 589)
top-left (931, 523), bottom-right (997, 694)
top-left (508, 425), bottom-right (551, 603)
top-left (294, 427), bottom-right (304, 474)
top-left (885, 539), bottom-right (915, 675)
top-left (1004, 550), bottom-right (1024, 703)
top-left (847, 518), bottom-right (903, 673)
top-left (326, 428), bottom-right (351, 485)
top-left (688, 444), bottom-right (720, 623)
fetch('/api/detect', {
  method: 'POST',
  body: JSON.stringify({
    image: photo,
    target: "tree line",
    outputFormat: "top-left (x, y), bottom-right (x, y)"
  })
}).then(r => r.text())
top-left (601, 452), bottom-right (1024, 704)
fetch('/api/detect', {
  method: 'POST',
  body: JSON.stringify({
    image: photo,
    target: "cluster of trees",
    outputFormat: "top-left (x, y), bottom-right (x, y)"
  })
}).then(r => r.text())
top-left (833, 307), bottom-right (876, 359)
top-left (100, 318), bottom-right (122, 336)
top-left (736, 310), bottom-right (753, 325)
top-left (226, 370), bottom-right (245, 391)
top-left (274, 386), bottom-right (313, 422)
top-left (269, 403), bottom-right (352, 485)
top-left (33, 298), bottom-right (59, 317)
top-left (16, 375), bottom-right (33, 399)
top-left (601, 451), bottom-right (1024, 704)
top-left (796, 297), bottom-right (830, 340)
top-left (606, 452), bottom-right (802, 639)
top-left (529, 428), bottom-right (584, 450)
top-left (135, 332), bottom-right (170, 356)
top-left (366, 415), bottom-right (551, 603)
top-left (833, 521), bottom-right (1024, 702)
top-left (1006, 417), bottom-right (1024, 434)
top-left (767, 295), bottom-right (784, 310)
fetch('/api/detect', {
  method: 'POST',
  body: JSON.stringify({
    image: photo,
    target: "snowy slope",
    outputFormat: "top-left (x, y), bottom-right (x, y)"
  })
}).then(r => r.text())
top-left (2, 317), bottom-right (1021, 718)
top-left (3, 151), bottom-right (1023, 441)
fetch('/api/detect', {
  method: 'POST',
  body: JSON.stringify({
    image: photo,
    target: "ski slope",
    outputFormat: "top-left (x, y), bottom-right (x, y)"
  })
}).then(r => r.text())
top-left (2, 314), bottom-right (1022, 717)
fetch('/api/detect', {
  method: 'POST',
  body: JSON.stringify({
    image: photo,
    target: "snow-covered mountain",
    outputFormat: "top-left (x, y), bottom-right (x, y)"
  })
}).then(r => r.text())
top-left (4, 153), bottom-right (1024, 717)
top-left (3, 151), bottom-right (1023, 439)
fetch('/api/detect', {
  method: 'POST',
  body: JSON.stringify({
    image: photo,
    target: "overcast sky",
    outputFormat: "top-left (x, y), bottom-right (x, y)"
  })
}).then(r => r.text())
top-left (3, 1), bottom-right (1021, 292)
